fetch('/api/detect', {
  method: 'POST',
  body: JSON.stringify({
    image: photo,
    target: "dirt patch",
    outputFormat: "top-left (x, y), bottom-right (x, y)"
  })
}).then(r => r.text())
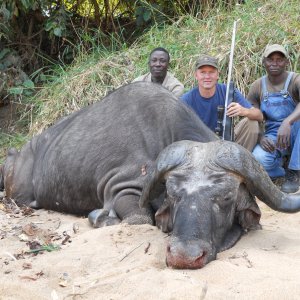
top-left (1, 194), bottom-right (300, 300)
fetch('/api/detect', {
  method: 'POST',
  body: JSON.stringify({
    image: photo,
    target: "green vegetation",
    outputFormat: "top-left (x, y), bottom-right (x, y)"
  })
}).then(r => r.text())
top-left (0, 132), bottom-right (28, 161)
top-left (1, 0), bottom-right (299, 162)
top-left (0, 0), bottom-right (237, 102)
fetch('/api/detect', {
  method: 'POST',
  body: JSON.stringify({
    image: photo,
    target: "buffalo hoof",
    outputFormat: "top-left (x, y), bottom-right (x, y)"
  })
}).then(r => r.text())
top-left (29, 200), bottom-right (41, 209)
top-left (88, 209), bottom-right (120, 228)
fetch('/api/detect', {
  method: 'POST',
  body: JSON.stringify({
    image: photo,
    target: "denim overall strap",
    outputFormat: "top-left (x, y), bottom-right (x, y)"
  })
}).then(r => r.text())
top-left (261, 72), bottom-right (294, 100)
top-left (282, 72), bottom-right (294, 96)
top-left (261, 76), bottom-right (269, 100)
top-left (284, 72), bottom-right (294, 90)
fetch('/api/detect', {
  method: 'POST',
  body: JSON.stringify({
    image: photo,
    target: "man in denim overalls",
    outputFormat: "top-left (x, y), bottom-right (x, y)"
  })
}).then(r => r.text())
top-left (248, 44), bottom-right (300, 193)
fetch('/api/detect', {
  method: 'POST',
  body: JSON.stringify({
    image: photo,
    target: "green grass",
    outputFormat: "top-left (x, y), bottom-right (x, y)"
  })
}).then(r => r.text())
top-left (0, 133), bottom-right (28, 162)
top-left (1, 0), bottom-right (300, 161)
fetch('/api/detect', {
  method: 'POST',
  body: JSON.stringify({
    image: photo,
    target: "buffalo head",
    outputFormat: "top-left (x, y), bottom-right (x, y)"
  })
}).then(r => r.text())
top-left (140, 140), bottom-right (300, 269)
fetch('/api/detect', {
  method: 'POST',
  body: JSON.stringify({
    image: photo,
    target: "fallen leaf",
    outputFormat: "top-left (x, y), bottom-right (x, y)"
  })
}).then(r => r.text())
top-left (18, 233), bottom-right (29, 242)
top-left (59, 280), bottom-right (68, 287)
top-left (0, 203), bottom-right (5, 211)
top-left (22, 262), bottom-right (32, 269)
top-left (61, 231), bottom-right (71, 245)
top-left (22, 223), bottom-right (39, 236)
top-left (73, 223), bottom-right (79, 234)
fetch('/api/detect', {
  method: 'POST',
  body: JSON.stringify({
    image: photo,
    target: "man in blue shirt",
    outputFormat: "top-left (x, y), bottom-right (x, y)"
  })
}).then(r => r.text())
top-left (181, 54), bottom-right (263, 151)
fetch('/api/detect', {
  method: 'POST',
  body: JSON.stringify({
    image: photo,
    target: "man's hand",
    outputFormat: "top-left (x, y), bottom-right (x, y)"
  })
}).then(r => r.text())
top-left (226, 102), bottom-right (245, 117)
top-left (260, 136), bottom-right (276, 152)
top-left (276, 120), bottom-right (291, 150)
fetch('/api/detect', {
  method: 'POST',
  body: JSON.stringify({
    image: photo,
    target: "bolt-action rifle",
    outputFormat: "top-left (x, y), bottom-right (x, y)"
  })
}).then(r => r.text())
top-left (215, 21), bottom-right (238, 141)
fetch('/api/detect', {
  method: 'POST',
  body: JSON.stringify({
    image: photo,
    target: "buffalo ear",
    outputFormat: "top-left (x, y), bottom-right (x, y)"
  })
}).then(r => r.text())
top-left (139, 141), bottom-right (187, 208)
top-left (237, 206), bottom-right (262, 231)
top-left (155, 201), bottom-right (173, 233)
top-left (236, 184), bottom-right (262, 231)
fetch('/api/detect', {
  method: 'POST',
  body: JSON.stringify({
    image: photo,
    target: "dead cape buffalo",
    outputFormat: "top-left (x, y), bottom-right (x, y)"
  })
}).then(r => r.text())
top-left (1, 82), bottom-right (300, 269)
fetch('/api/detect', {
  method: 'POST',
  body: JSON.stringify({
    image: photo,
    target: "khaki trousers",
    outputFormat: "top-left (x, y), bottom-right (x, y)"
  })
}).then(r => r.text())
top-left (234, 118), bottom-right (260, 152)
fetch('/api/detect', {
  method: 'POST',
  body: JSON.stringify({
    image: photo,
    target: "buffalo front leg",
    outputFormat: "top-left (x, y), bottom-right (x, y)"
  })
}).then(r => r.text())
top-left (114, 194), bottom-right (154, 225)
top-left (88, 194), bottom-right (154, 228)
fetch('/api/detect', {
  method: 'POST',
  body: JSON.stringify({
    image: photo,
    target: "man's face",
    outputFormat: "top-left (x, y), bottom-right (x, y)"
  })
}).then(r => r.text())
top-left (263, 52), bottom-right (288, 76)
top-left (149, 51), bottom-right (169, 80)
top-left (195, 65), bottom-right (219, 90)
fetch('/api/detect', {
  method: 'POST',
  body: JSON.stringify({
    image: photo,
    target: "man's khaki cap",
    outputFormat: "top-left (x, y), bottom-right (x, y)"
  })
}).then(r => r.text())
top-left (263, 44), bottom-right (288, 59)
top-left (195, 55), bottom-right (219, 70)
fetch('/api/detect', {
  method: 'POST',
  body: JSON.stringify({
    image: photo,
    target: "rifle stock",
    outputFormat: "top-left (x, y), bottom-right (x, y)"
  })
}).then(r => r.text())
top-left (215, 81), bottom-right (235, 141)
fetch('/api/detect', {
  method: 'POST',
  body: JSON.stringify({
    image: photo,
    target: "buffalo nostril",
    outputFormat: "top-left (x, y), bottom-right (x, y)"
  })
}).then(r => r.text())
top-left (194, 251), bottom-right (206, 264)
top-left (166, 245), bottom-right (171, 253)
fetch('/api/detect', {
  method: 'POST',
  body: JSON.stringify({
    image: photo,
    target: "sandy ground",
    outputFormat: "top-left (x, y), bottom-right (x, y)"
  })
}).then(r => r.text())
top-left (1, 194), bottom-right (300, 300)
